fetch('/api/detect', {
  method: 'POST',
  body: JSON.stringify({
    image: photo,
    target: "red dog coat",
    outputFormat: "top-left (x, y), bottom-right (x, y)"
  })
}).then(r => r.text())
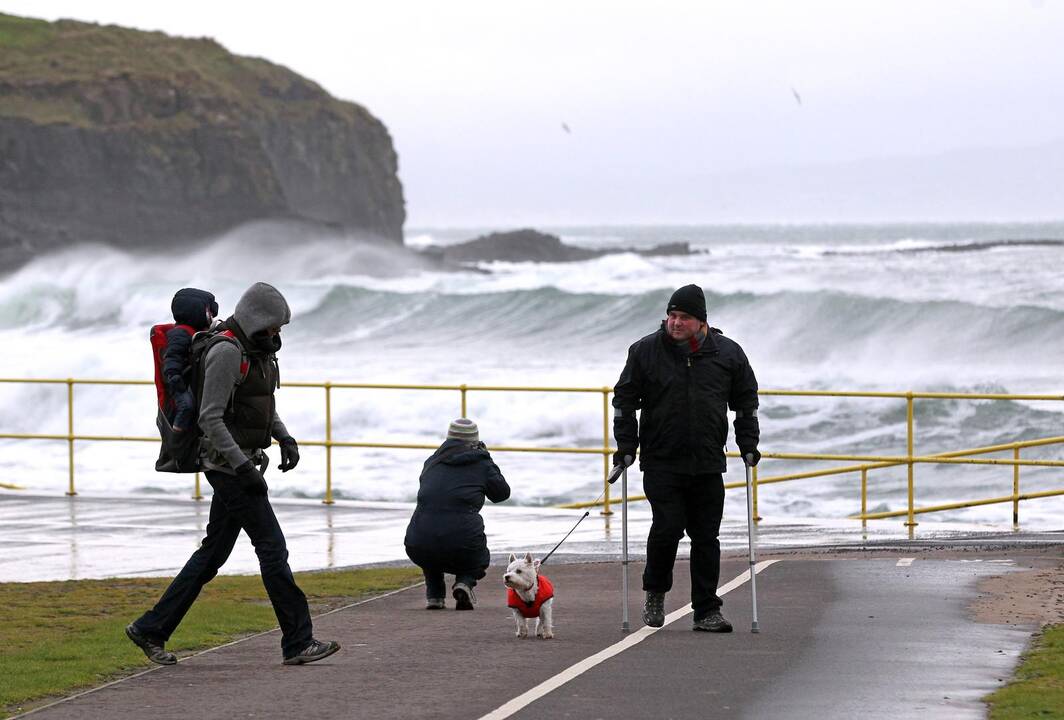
top-left (507, 575), bottom-right (554, 619)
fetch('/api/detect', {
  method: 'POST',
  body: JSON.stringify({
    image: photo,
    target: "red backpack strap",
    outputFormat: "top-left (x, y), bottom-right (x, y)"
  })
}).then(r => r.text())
top-left (216, 329), bottom-right (249, 380)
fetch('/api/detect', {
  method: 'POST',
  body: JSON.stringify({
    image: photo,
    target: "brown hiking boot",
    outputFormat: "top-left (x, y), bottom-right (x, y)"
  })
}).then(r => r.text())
top-left (693, 612), bottom-right (733, 633)
top-left (283, 638), bottom-right (341, 666)
top-left (642, 591), bottom-right (666, 628)
top-left (125, 623), bottom-right (177, 665)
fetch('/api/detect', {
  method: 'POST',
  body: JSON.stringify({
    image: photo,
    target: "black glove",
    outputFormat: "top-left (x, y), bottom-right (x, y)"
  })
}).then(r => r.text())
top-left (608, 454), bottom-right (634, 484)
top-left (278, 437), bottom-right (300, 472)
top-left (171, 389), bottom-right (195, 432)
top-left (235, 460), bottom-right (268, 496)
top-left (741, 448), bottom-right (761, 467)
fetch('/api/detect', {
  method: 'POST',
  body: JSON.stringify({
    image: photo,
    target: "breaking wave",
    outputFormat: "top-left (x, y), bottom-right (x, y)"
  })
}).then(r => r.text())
top-left (2, 220), bottom-right (1063, 527)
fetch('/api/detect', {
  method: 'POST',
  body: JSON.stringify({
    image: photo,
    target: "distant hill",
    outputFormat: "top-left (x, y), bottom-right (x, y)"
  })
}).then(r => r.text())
top-left (0, 13), bottom-right (405, 270)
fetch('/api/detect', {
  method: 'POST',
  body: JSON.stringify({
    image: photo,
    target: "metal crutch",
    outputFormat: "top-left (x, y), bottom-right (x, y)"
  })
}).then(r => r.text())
top-left (745, 454), bottom-right (760, 633)
top-left (608, 457), bottom-right (633, 633)
top-left (621, 462), bottom-right (630, 632)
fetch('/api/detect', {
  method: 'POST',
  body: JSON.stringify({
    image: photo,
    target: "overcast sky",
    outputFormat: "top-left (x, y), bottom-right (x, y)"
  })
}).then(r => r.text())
top-left (5, 1), bottom-right (1064, 225)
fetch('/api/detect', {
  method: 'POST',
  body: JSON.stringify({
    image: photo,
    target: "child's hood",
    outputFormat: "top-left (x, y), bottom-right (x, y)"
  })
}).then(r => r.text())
top-left (171, 288), bottom-right (218, 330)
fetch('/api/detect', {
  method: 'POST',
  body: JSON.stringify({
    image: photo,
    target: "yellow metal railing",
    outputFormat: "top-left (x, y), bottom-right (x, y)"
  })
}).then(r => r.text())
top-left (1, 379), bottom-right (1062, 526)
top-left (281, 381), bottom-right (616, 507)
top-left (562, 389), bottom-right (1064, 527)
top-left (0, 377), bottom-right (620, 511)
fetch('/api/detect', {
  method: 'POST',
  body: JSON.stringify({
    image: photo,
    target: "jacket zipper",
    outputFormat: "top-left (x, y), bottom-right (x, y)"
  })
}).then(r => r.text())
top-left (686, 354), bottom-right (694, 470)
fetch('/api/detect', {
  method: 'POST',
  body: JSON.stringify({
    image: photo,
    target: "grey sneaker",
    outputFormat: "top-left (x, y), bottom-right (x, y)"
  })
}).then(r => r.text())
top-left (452, 582), bottom-right (476, 610)
top-left (642, 591), bottom-right (665, 628)
top-left (282, 638), bottom-right (341, 666)
top-left (426, 597), bottom-right (446, 610)
top-left (125, 623), bottom-right (177, 665)
top-left (693, 612), bottom-right (733, 633)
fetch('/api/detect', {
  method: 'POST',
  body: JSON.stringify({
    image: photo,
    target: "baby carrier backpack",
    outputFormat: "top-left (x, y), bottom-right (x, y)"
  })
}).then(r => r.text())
top-left (149, 323), bottom-right (245, 472)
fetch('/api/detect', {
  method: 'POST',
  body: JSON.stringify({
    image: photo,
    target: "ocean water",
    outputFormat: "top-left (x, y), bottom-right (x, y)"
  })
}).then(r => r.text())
top-left (1, 221), bottom-right (1062, 530)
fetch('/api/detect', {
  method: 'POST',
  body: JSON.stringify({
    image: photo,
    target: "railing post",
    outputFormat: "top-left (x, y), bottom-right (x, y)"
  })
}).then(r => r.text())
top-left (905, 391), bottom-right (917, 527)
top-left (601, 388), bottom-right (613, 516)
top-left (860, 466), bottom-right (868, 527)
top-left (460, 384), bottom-right (468, 418)
top-left (1013, 446), bottom-right (1020, 526)
top-left (66, 378), bottom-right (76, 496)
top-left (192, 471), bottom-right (203, 500)
top-left (323, 382), bottom-right (335, 505)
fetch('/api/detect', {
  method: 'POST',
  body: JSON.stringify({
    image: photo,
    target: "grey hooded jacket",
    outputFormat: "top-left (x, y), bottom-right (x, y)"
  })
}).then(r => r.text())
top-left (198, 282), bottom-right (292, 473)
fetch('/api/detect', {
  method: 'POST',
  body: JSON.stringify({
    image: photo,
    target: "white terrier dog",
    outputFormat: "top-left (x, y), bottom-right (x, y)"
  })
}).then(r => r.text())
top-left (504, 552), bottom-right (554, 639)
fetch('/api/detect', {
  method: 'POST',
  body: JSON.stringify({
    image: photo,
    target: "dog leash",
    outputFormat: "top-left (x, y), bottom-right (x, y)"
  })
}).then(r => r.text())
top-left (539, 486), bottom-right (607, 565)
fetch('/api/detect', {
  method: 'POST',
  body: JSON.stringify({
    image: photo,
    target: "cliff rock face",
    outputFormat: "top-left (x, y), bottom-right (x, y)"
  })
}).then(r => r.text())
top-left (0, 14), bottom-right (405, 270)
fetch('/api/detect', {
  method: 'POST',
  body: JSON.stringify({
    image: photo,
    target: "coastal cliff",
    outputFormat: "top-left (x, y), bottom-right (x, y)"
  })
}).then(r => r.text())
top-left (0, 13), bottom-right (405, 270)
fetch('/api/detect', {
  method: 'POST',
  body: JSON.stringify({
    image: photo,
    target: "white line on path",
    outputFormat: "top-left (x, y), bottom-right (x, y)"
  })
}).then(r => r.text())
top-left (896, 558), bottom-right (915, 567)
top-left (477, 560), bottom-right (781, 720)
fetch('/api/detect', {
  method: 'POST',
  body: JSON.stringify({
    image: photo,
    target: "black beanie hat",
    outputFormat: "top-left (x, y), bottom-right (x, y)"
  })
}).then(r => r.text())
top-left (666, 284), bottom-right (707, 322)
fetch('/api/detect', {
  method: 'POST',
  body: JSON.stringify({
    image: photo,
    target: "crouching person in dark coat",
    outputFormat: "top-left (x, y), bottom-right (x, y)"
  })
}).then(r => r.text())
top-left (405, 418), bottom-right (511, 610)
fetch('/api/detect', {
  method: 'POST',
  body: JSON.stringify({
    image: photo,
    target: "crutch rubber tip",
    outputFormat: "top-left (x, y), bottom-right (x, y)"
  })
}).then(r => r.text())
top-left (751, 623), bottom-right (760, 633)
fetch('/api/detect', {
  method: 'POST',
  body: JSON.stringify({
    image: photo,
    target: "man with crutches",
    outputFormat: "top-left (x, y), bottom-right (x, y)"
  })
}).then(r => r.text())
top-left (611, 284), bottom-right (761, 632)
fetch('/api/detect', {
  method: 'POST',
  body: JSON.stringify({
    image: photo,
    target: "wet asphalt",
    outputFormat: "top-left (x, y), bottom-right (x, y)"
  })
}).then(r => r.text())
top-left (11, 554), bottom-right (1053, 720)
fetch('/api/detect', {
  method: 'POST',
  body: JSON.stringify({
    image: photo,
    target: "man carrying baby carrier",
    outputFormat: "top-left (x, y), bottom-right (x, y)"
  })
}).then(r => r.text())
top-left (127, 282), bottom-right (340, 666)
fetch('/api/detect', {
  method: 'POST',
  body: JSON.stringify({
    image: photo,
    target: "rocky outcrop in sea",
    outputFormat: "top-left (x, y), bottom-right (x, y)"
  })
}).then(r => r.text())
top-left (420, 228), bottom-right (695, 264)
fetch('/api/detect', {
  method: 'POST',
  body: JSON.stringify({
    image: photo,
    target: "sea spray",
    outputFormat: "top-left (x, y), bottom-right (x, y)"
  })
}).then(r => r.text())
top-left (1, 221), bottom-right (1062, 528)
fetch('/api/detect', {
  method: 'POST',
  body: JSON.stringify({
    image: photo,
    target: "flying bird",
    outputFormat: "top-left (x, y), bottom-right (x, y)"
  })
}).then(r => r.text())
top-left (790, 87), bottom-right (802, 106)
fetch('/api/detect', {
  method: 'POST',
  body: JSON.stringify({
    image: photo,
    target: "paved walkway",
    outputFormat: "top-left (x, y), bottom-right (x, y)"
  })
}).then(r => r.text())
top-left (12, 556), bottom-right (1053, 720)
top-left (3, 492), bottom-right (1062, 719)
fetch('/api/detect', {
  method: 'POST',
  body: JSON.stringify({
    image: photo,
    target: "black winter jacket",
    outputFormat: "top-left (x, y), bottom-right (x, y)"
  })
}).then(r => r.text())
top-left (404, 439), bottom-right (511, 550)
top-left (613, 323), bottom-right (760, 474)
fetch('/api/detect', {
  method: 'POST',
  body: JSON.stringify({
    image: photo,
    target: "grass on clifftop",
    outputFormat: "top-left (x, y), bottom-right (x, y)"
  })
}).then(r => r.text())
top-left (0, 13), bottom-right (55, 49)
top-left (0, 567), bottom-right (422, 719)
top-left (0, 11), bottom-right (357, 128)
top-left (987, 624), bottom-right (1064, 719)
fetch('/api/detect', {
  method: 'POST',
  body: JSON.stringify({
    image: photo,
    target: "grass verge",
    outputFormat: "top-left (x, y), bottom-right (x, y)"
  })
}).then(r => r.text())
top-left (987, 624), bottom-right (1064, 718)
top-left (0, 566), bottom-right (422, 718)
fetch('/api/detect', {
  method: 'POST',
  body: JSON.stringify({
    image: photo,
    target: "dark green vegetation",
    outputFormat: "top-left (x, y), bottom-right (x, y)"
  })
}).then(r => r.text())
top-left (0, 13), bottom-right (356, 126)
top-left (0, 567), bottom-right (421, 718)
top-left (987, 624), bottom-right (1064, 718)
top-left (0, 12), bottom-right (405, 269)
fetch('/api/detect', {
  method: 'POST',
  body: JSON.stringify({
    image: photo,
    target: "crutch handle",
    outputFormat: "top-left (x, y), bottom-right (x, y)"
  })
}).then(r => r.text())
top-left (608, 455), bottom-right (634, 484)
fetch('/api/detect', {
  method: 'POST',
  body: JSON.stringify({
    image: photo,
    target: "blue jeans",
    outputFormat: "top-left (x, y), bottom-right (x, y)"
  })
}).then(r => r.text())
top-left (405, 543), bottom-right (488, 599)
top-left (133, 470), bottom-right (313, 658)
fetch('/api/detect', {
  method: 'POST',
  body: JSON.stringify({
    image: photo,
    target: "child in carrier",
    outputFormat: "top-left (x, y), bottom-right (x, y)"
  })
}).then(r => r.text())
top-left (164, 288), bottom-right (218, 432)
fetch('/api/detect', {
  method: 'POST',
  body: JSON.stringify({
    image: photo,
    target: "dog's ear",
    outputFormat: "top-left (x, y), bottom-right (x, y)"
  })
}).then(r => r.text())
top-left (533, 559), bottom-right (541, 570)
top-left (508, 553), bottom-right (517, 563)
top-left (524, 551), bottom-right (534, 564)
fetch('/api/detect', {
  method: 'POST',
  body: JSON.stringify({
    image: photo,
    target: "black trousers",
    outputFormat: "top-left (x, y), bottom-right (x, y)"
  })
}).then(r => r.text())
top-left (133, 470), bottom-right (313, 659)
top-left (405, 543), bottom-right (489, 599)
top-left (642, 470), bottom-right (725, 620)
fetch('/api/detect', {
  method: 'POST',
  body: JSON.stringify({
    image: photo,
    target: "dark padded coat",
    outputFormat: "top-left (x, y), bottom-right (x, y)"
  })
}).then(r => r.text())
top-left (404, 439), bottom-right (511, 554)
top-left (613, 322), bottom-right (760, 475)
